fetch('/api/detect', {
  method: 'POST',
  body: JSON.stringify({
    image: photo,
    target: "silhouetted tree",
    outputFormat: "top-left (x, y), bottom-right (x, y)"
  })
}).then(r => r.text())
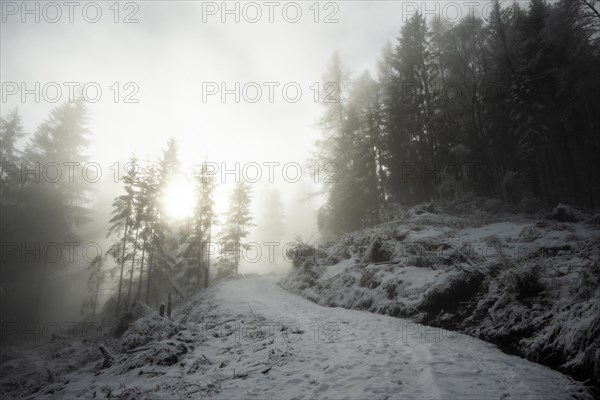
top-left (18, 99), bottom-right (91, 319)
top-left (180, 162), bottom-right (217, 289)
top-left (107, 155), bottom-right (138, 314)
top-left (221, 182), bottom-right (254, 275)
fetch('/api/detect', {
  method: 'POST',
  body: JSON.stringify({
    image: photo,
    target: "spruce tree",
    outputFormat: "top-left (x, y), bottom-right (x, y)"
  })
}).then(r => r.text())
top-left (221, 182), bottom-right (254, 275)
top-left (20, 99), bottom-right (91, 320)
top-left (107, 155), bottom-right (138, 313)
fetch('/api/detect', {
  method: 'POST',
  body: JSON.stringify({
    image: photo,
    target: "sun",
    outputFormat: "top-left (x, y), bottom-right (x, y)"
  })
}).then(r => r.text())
top-left (162, 176), bottom-right (197, 220)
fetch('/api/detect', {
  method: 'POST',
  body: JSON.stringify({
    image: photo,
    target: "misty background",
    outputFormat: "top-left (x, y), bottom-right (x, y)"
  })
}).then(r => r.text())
top-left (1, 1), bottom-right (599, 327)
top-left (1, 1), bottom-right (412, 323)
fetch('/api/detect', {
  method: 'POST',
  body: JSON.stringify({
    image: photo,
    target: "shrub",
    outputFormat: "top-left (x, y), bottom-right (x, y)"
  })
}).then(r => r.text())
top-left (369, 238), bottom-right (394, 263)
top-left (285, 238), bottom-right (329, 268)
top-left (549, 204), bottom-right (584, 223)
top-left (359, 269), bottom-right (380, 288)
top-left (385, 283), bottom-right (397, 299)
top-left (501, 263), bottom-right (544, 299)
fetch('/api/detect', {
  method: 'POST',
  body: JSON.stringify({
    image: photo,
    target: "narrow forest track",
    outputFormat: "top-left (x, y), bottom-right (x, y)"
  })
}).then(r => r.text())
top-left (196, 274), bottom-right (591, 400)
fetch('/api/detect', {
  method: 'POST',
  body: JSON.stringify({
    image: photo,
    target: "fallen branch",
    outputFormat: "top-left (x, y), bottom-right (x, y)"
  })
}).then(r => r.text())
top-left (138, 370), bottom-right (166, 377)
top-left (173, 379), bottom-right (221, 395)
top-left (205, 318), bottom-right (236, 330)
top-left (126, 345), bottom-right (156, 354)
top-left (219, 362), bottom-right (278, 381)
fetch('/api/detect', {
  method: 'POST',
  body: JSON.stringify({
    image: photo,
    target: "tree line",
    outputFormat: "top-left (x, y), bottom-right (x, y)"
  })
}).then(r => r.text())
top-left (1, 100), bottom-right (92, 323)
top-left (0, 101), bottom-right (262, 324)
top-left (91, 141), bottom-right (260, 317)
top-left (315, 0), bottom-right (600, 237)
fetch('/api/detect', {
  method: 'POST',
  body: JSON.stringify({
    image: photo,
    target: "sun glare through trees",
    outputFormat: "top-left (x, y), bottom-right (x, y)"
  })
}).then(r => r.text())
top-left (1, 1), bottom-right (600, 398)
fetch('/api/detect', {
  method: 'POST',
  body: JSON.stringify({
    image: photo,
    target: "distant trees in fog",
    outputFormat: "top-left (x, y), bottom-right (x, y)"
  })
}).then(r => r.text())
top-left (1, 99), bottom-right (91, 322)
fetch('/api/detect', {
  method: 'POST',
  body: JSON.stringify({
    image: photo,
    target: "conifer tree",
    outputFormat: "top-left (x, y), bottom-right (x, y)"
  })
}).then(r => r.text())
top-left (221, 182), bottom-right (254, 275)
top-left (107, 155), bottom-right (138, 313)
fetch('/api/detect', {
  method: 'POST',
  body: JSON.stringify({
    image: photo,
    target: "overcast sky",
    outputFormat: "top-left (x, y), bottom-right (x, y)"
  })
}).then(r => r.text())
top-left (0, 1), bottom-right (415, 167)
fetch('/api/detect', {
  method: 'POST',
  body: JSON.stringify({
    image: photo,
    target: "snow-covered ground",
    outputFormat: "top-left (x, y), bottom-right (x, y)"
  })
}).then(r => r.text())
top-left (281, 202), bottom-right (600, 391)
top-left (1, 274), bottom-right (593, 399)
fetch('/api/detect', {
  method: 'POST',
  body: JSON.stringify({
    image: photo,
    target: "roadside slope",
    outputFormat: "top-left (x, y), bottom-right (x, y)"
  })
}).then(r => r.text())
top-left (280, 203), bottom-right (600, 389)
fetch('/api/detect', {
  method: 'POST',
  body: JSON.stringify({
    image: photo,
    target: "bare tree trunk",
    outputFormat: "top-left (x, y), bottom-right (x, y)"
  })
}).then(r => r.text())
top-left (136, 235), bottom-right (147, 302)
top-left (145, 236), bottom-right (155, 304)
top-left (235, 213), bottom-right (240, 275)
top-left (126, 226), bottom-right (140, 308)
top-left (204, 225), bottom-right (211, 289)
top-left (32, 262), bottom-right (48, 322)
top-left (235, 241), bottom-right (239, 276)
top-left (198, 234), bottom-right (202, 288)
top-left (167, 292), bottom-right (172, 319)
top-left (92, 267), bottom-right (101, 323)
top-left (116, 217), bottom-right (129, 314)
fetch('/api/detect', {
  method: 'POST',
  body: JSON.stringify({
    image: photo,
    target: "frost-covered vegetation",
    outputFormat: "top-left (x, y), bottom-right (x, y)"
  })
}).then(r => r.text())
top-left (282, 198), bottom-right (600, 389)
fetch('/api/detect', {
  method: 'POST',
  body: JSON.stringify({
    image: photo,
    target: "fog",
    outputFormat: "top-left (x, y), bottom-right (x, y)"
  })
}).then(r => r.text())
top-left (2, 1), bottom-right (406, 163)
top-left (2, 1), bottom-right (600, 398)
top-left (3, 0), bottom-right (597, 328)
top-left (0, 1), bottom-right (410, 323)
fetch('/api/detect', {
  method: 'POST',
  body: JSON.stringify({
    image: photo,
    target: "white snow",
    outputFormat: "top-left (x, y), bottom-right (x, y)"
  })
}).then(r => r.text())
top-left (204, 275), bottom-right (591, 399)
top-left (4, 273), bottom-right (591, 399)
top-left (321, 257), bottom-right (355, 281)
top-left (2, 270), bottom-right (595, 399)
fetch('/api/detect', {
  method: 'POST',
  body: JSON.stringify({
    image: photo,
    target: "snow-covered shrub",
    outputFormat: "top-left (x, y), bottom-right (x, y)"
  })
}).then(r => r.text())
top-left (380, 202), bottom-right (407, 221)
top-left (280, 261), bottom-right (323, 291)
top-left (500, 263), bottom-right (544, 299)
top-left (358, 268), bottom-right (380, 289)
top-left (519, 225), bottom-right (541, 243)
top-left (420, 271), bottom-right (485, 315)
top-left (439, 192), bottom-right (485, 215)
top-left (550, 204), bottom-right (584, 222)
top-left (123, 340), bottom-right (188, 370)
top-left (285, 241), bottom-right (329, 268)
top-left (119, 311), bottom-right (177, 351)
top-left (114, 302), bottom-right (154, 338)
top-left (436, 177), bottom-right (463, 200)
top-left (368, 237), bottom-right (395, 263)
top-left (385, 283), bottom-right (397, 299)
top-left (574, 262), bottom-right (600, 301)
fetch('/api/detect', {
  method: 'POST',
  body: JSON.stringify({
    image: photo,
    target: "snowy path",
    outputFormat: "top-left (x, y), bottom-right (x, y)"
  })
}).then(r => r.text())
top-left (14, 273), bottom-right (589, 399)
top-left (195, 274), bottom-right (588, 400)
